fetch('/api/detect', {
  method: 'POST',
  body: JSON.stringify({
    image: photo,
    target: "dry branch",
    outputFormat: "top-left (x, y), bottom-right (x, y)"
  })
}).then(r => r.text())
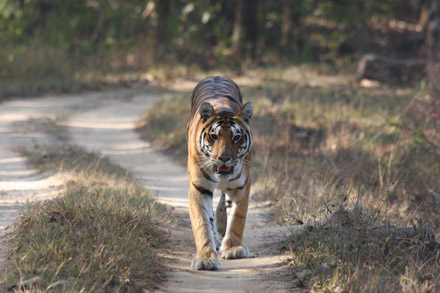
top-left (7, 276), bottom-right (41, 291)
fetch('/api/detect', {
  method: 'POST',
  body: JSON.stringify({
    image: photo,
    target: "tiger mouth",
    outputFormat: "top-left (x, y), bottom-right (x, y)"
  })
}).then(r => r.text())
top-left (214, 165), bottom-right (234, 175)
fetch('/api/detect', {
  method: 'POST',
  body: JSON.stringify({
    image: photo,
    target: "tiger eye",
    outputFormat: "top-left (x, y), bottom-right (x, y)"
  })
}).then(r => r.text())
top-left (233, 134), bottom-right (242, 142)
top-left (209, 133), bottom-right (218, 141)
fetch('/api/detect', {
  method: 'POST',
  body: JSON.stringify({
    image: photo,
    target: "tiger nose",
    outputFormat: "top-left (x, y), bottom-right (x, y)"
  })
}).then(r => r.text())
top-left (218, 155), bottom-right (231, 163)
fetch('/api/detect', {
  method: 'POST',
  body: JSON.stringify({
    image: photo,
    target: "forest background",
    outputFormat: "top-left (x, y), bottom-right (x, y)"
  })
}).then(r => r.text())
top-left (0, 0), bottom-right (438, 98)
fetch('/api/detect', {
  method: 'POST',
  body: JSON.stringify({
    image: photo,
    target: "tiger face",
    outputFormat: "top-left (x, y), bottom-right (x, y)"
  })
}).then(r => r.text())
top-left (197, 102), bottom-right (253, 178)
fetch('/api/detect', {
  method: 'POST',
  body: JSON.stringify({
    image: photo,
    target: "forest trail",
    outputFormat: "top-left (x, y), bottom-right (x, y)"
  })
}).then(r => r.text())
top-left (1, 88), bottom-right (295, 292)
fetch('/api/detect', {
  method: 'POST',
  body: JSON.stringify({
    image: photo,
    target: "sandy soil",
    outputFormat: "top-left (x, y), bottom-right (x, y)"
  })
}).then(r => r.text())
top-left (1, 88), bottom-right (298, 292)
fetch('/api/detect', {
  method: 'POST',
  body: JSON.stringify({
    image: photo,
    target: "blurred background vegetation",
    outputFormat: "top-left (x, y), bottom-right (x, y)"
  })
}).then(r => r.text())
top-left (0, 0), bottom-right (433, 97)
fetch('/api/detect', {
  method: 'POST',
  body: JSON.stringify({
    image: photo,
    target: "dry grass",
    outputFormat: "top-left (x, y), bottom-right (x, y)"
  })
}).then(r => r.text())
top-left (22, 144), bottom-right (130, 179)
top-left (1, 144), bottom-right (169, 292)
top-left (284, 200), bottom-right (439, 292)
top-left (136, 66), bottom-right (440, 291)
top-left (136, 93), bottom-right (190, 166)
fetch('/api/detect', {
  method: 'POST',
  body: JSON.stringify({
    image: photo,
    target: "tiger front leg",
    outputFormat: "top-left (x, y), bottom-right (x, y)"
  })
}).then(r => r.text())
top-left (220, 180), bottom-right (251, 260)
top-left (215, 191), bottom-right (227, 242)
top-left (188, 185), bottom-right (221, 270)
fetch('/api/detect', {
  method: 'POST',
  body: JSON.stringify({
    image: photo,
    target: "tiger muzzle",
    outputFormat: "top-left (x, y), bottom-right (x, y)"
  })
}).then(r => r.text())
top-left (214, 165), bottom-right (234, 175)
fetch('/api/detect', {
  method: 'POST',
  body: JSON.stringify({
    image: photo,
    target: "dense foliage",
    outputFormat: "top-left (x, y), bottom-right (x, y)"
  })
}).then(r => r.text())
top-left (0, 0), bottom-right (426, 63)
top-left (0, 0), bottom-right (431, 98)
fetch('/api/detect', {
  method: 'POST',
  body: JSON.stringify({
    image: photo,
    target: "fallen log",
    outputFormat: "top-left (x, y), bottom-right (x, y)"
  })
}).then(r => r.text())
top-left (292, 207), bottom-right (439, 251)
top-left (7, 276), bottom-right (41, 291)
top-left (356, 54), bottom-right (426, 84)
top-left (372, 225), bottom-right (438, 251)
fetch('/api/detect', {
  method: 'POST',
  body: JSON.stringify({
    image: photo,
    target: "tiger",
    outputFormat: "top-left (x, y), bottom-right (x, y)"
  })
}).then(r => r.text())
top-left (187, 76), bottom-right (253, 271)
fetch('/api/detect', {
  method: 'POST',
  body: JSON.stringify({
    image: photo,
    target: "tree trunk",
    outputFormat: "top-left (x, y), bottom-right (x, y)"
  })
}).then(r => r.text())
top-left (243, 0), bottom-right (258, 60)
top-left (156, 0), bottom-right (171, 43)
top-left (426, 0), bottom-right (440, 149)
top-left (91, 10), bottom-right (105, 43)
top-left (231, 0), bottom-right (242, 54)
top-left (427, 0), bottom-right (440, 103)
top-left (281, 1), bottom-right (291, 49)
top-left (280, 2), bottom-right (304, 55)
top-left (37, 0), bottom-right (53, 28)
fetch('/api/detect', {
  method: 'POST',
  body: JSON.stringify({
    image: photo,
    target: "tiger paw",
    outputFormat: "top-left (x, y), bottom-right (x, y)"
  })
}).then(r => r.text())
top-left (221, 245), bottom-right (249, 259)
top-left (191, 256), bottom-right (221, 270)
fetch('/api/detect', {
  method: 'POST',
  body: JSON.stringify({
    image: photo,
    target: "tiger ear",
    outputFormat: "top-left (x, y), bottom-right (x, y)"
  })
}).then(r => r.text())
top-left (199, 102), bottom-right (216, 123)
top-left (237, 102), bottom-right (253, 124)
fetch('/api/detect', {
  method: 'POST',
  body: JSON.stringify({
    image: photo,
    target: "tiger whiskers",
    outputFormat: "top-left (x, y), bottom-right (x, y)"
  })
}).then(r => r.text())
top-left (199, 159), bottom-right (214, 172)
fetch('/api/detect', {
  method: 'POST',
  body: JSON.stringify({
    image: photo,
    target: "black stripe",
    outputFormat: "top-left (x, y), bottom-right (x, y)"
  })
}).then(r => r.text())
top-left (192, 181), bottom-right (213, 197)
top-left (228, 170), bottom-right (242, 181)
top-left (223, 95), bottom-right (241, 105)
top-left (200, 166), bottom-right (218, 183)
top-left (200, 124), bottom-right (211, 135)
top-left (200, 133), bottom-right (210, 157)
top-left (199, 132), bottom-right (204, 149)
top-left (227, 177), bottom-right (248, 191)
top-left (238, 132), bottom-right (252, 158)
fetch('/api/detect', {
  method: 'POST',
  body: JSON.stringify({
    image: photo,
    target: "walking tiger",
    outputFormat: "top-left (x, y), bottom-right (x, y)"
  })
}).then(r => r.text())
top-left (186, 76), bottom-right (253, 270)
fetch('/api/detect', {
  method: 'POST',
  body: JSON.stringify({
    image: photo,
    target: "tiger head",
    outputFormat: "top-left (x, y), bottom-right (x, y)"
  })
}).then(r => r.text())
top-left (197, 102), bottom-right (253, 176)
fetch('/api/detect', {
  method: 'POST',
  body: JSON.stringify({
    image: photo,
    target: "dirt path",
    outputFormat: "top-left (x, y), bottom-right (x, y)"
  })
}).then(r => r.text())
top-left (1, 89), bottom-right (294, 292)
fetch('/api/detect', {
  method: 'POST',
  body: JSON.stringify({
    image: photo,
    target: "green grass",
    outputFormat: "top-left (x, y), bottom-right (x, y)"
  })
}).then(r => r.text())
top-left (2, 144), bottom-right (169, 291)
top-left (135, 67), bottom-right (440, 291)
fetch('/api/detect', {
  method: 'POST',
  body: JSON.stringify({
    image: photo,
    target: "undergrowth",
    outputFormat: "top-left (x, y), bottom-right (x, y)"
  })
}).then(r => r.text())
top-left (284, 196), bottom-right (439, 292)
